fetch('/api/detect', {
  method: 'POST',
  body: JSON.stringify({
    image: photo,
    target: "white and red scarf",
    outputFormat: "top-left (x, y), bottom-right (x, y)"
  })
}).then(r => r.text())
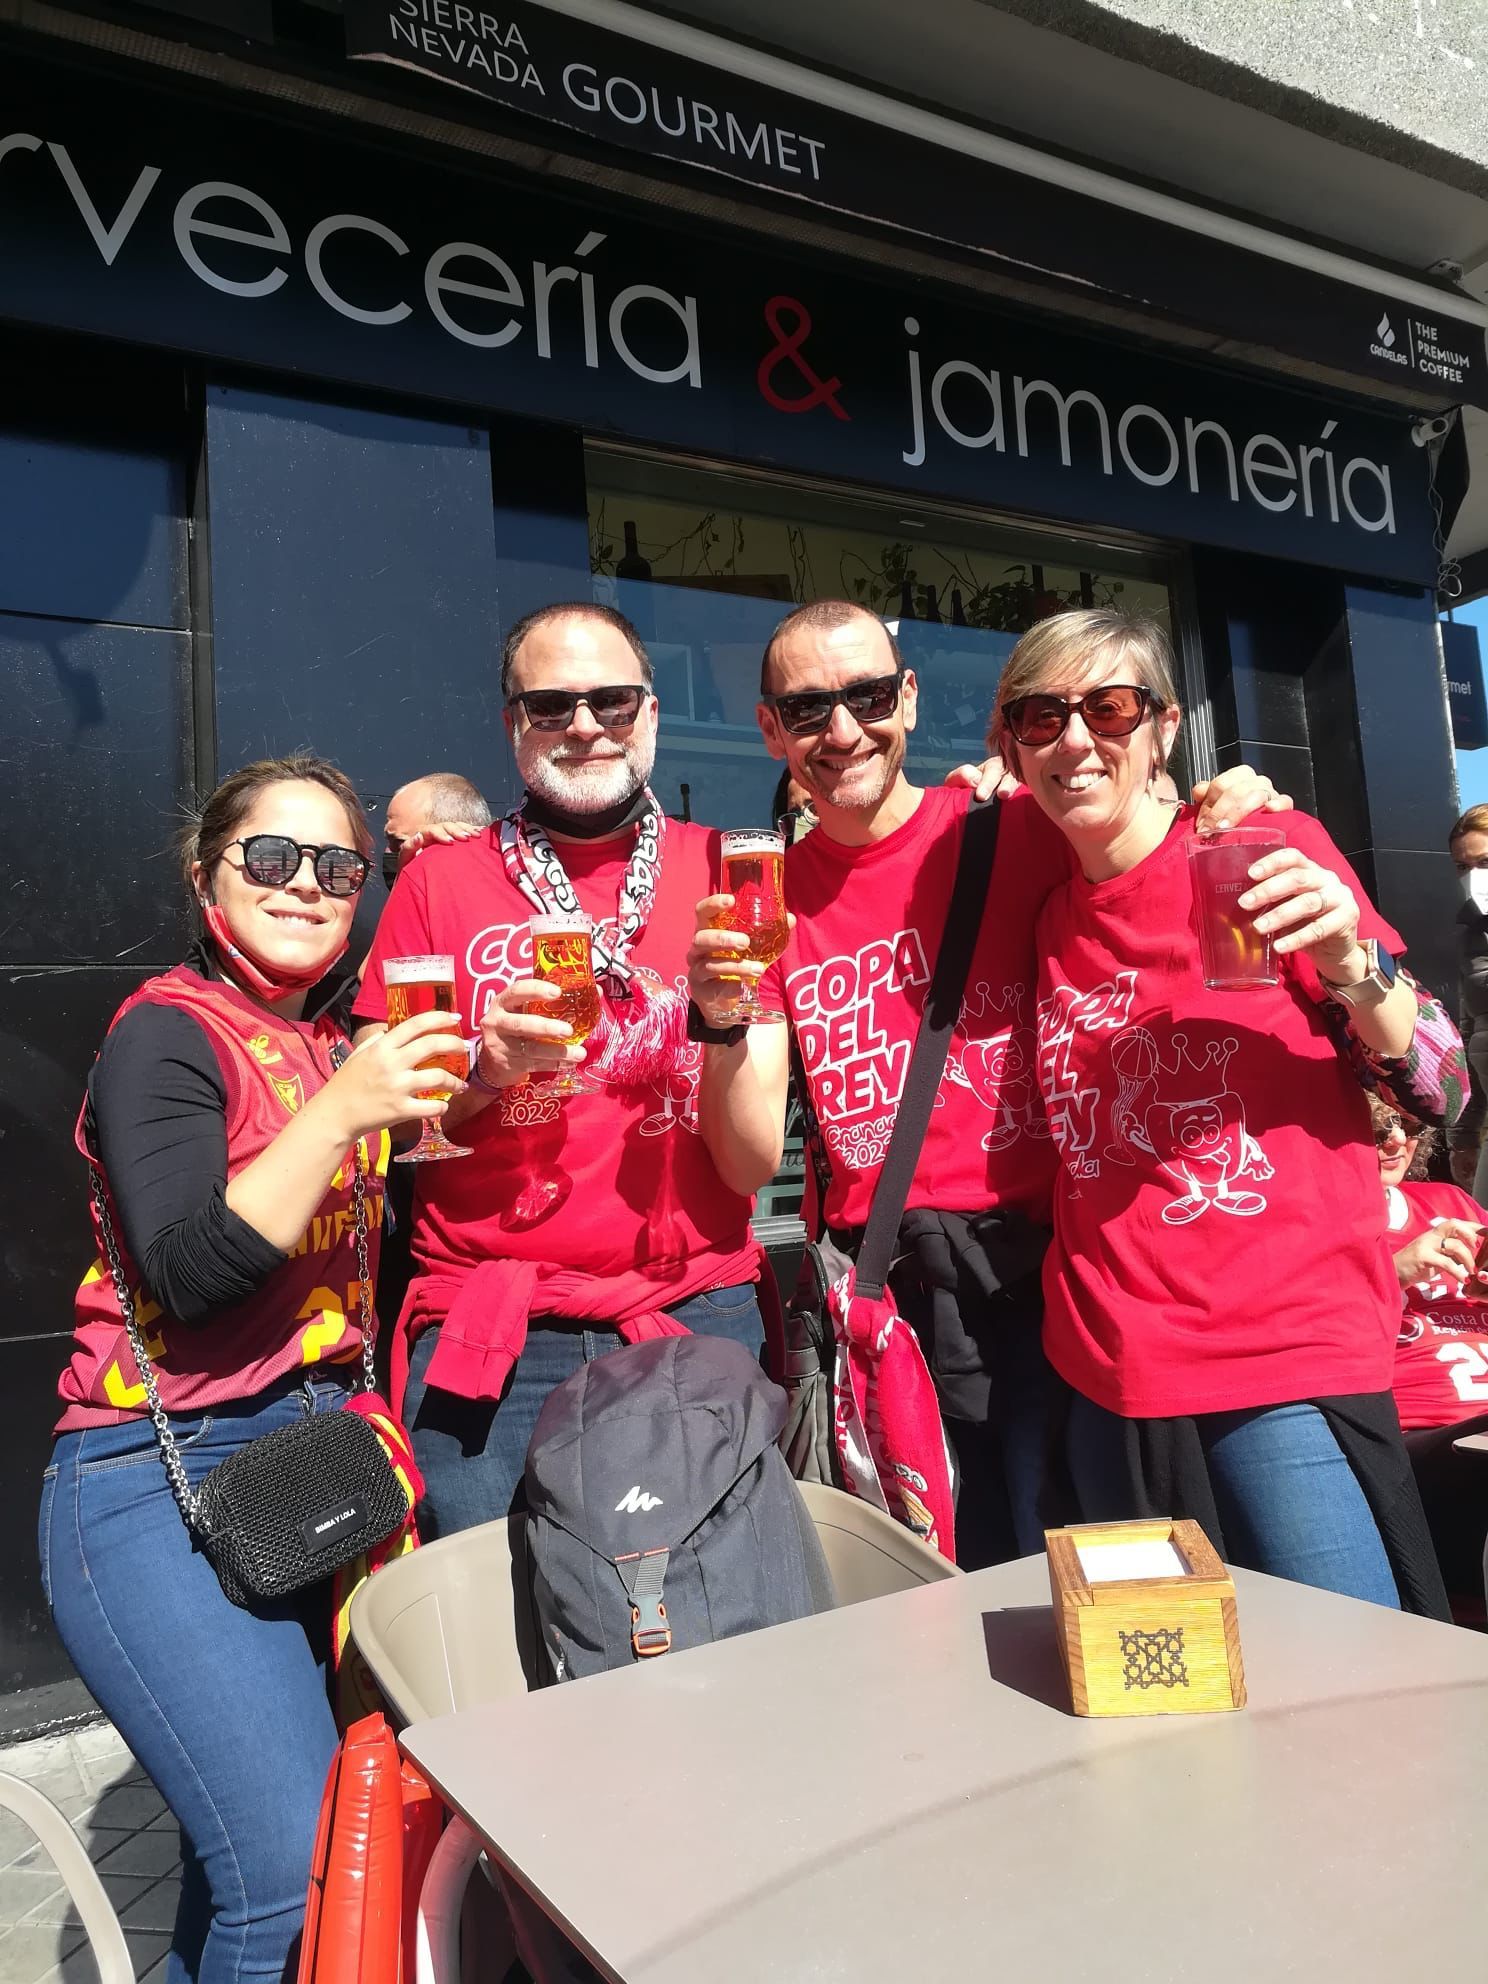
top-left (829, 1263), bottom-right (958, 1563)
top-left (498, 791), bottom-right (687, 1087)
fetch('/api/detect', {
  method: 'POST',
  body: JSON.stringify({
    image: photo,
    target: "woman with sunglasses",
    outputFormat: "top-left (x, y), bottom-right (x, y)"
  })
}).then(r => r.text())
top-left (41, 755), bottom-right (467, 1984)
top-left (1371, 1097), bottom-right (1488, 1613)
top-left (991, 610), bottom-right (1465, 1612)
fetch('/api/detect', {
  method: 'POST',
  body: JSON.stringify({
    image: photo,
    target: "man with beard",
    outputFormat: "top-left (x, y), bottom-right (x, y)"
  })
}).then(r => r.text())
top-left (355, 602), bottom-right (779, 1536)
top-left (687, 599), bottom-right (1288, 1566)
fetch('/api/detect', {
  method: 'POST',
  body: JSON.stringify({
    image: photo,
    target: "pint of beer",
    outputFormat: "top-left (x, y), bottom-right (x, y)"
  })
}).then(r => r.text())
top-left (385, 955), bottom-right (467, 1100)
top-left (386, 954), bottom-right (474, 1162)
top-left (528, 913), bottom-right (602, 1097)
top-left (712, 830), bottom-right (788, 1025)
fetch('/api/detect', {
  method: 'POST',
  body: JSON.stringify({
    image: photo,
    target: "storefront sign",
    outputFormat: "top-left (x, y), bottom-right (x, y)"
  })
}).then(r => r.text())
top-left (343, 0), bottom-right (1488, 412)
top-left (1443, 621), bottom-right (1488, 751)
top-left (0, 62), bottom-right (1438, 583)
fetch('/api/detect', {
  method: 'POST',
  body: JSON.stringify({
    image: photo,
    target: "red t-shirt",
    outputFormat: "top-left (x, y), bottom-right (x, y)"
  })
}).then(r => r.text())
top-left (59, 969), bottom-right (386, 1430)
top-left (1386, 1180), bottom-right (1488, 1430)
top-left (1035, 806), bottom-right (1404, 1417)
top-left (354, 824), bottom-right (753, 1282)
top-left (761, 785), bottom-right (1069, 1232)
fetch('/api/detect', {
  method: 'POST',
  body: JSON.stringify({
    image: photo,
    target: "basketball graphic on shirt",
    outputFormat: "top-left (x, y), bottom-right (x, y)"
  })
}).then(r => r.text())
top-left (1110, 1028), bottom-right (1272, 1225)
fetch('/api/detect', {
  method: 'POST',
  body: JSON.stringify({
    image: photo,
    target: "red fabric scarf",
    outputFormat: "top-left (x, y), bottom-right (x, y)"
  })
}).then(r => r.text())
top-left (828, 1263), bottom-right (957, 1563)
top-left (331, 1394), bottom-right (425, 1726)
top-left (392, 1241), bottom-right (766, 1410)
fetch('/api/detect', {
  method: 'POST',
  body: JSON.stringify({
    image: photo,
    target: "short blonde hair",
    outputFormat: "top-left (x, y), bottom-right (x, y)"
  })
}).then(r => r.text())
top-left (989, 609), bottom-right (1179, 776)
top-left (1449, 803), bottom-right (1488, 848)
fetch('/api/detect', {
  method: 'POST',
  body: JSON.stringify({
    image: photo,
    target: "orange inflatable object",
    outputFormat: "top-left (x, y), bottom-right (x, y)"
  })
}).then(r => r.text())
top-left (298, 1713), bottom-right (444, 1984)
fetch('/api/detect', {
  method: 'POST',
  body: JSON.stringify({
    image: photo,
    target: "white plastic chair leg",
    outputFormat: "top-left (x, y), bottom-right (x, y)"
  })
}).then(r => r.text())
top-left (0, 1771), bottom-right (134, 1984)
top-left (414, 1815), bottom-right (483, 1984)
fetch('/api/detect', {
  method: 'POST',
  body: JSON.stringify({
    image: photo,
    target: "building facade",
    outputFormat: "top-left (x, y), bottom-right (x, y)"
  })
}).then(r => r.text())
top-left (2, 0), bottom-right (1482, 1722)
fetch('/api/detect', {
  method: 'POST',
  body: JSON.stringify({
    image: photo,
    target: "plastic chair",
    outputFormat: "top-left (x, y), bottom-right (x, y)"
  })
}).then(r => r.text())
top-left (0, 1773), bottom-right (133, 1984)
top-left (349, 1481), bottom-right (959, 1725)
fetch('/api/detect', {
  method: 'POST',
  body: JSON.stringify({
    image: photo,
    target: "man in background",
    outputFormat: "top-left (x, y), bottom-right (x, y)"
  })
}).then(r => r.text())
top-left (381, 771), bottom-right (492, 889)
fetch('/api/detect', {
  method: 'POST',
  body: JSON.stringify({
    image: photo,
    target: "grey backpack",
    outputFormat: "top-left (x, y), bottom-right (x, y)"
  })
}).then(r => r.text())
top-left (525, 1334), bottom-right (831, 1681)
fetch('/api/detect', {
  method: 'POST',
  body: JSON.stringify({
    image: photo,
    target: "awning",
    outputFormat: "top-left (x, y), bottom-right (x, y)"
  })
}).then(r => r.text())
top-left (345, 0), bottom-right (1488, 411)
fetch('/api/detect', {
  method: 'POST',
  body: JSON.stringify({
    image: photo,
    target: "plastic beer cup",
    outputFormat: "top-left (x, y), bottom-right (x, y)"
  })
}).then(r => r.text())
top-left (1187, 828), bottom-right (1285, 990)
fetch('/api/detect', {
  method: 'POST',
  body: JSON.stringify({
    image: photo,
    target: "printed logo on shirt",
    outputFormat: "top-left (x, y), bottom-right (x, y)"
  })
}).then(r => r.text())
top-left (640, 975), bottom-right (703, 1138)
top-left (944, 981), bottom-right (1049, 1155)
top-left (787, 929), bottom-right (928, 1170)
top-left (1038, 975), bottom-right (1275, 1223)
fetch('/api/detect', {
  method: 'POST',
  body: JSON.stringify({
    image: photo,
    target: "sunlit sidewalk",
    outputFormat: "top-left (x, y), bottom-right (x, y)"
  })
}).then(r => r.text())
top-left (0, 1725), bottom-right (178, 1984)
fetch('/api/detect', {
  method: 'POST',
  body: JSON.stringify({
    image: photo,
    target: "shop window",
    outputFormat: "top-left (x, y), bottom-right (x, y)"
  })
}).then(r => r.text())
top-left (585, 446), bottom-right (1176, 825)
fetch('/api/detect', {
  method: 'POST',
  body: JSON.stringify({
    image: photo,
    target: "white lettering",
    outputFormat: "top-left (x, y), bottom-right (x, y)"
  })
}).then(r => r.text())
top-left (173, 180), bottom-right (289, 297)
top-left (304, 213), bottom-right (411, 326)
top-left (424, 240), bottom-right (523, 347)
top-left (1241, 433), bottom-right (1297, 513)
top-left (1014, 378), bottom-right (1113, 475)
top-left (1341, 457), bottom-right (1396, 535)
top-left (49, 144), bottom-right (160, 267)
top-left (1116, 403), bottom-right (1179, 487)
top-left (608, 284), bottom-right (701, 387)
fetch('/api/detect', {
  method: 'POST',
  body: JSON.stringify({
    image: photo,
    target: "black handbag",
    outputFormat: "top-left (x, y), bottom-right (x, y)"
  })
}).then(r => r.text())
top-left (779, 795), bottom-right (1003, 1485)
top-left (90, 1149), bottom-right (409, 1608)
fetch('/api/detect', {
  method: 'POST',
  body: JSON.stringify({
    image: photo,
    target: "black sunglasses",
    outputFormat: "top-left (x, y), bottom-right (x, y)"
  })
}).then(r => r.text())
top-left (763, 671), bottom-right (904, 737)
top-left (1373, 1111), bottom-right (1424, 1145)
top-left (1003, 684), bottom-right (1154, 748)
top-left (227, 835), bottom-right (369, 897)
top-left (508, 685), bottom-right (646, 732)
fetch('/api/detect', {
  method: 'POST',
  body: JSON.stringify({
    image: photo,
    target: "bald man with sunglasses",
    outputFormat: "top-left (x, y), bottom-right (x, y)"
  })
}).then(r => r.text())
top-left (687, 599), bottom-right (1290, 1567)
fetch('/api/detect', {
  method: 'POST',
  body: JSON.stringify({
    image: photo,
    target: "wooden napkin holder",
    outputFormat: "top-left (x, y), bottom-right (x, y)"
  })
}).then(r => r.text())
top-left (1045, 1519), bottom-right (1246, 1718)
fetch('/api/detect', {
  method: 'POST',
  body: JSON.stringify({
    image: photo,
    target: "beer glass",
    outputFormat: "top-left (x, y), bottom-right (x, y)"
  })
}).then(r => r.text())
top-left (711, 830), bottom-right (789, 1025)
top-left (528, 913), bottom-right (603, 1098)
top-left (386, 954), bottom-right (474, 1162)
top-left (1187, 829), bottom-right (1285, 989)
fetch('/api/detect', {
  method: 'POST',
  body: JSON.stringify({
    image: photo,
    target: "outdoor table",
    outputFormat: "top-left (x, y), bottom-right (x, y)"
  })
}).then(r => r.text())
top-left (1452, 1430), bottom-right (1488, 1455)
top-left (401, 1556), bottom-right (1488, 1983)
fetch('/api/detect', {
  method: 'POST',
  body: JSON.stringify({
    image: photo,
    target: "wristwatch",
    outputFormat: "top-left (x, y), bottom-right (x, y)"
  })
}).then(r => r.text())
top-left (686, 998), bottom-right (748, 1048)
top-left (1318, 938), bottom-right (1398, 1009)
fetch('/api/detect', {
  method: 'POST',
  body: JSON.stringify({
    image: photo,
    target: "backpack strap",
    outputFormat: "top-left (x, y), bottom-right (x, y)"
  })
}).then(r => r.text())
top-left (855, 796), bottom-right (1003, 1300)
top-left (616, 1548), bottom-right (673, 1658)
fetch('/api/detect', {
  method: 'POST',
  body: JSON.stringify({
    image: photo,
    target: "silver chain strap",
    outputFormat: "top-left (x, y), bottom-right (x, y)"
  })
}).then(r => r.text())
top-left (90, 1143), bottom-right (377, 1534)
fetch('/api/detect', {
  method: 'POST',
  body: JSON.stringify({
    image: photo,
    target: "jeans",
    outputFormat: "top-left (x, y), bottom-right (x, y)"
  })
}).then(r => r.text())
top-left (404, 1281), bottom-right (767, 1538)
top-left (39, 1378), bottom-right (347, 1984)
top-left (1067, 1392), bottom-right (1401, 1609)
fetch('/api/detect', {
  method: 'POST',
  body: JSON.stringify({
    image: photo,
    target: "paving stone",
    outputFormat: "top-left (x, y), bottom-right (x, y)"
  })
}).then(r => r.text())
top-left (0, 1869), bottom-right (66, 1930)
top-left (28, 1948), bottom-right (98, 1984)
top-left (90, 1839), bottom-right (177, 1883)
top-left (116, 1884), bottom-right (176, 1937)
top-left (0, 1924), bottom-right (87, 1984)
top-left (20, 1868), bottom-right (159, 1932)
top-left (0, 1819), bottom-right (35, 1876)
top-left (0, 1743), bottom-right (74, 1787)
top-left (85, 1794), bottom-right (162, 1835)
top-left (65, 1730), bottom-right (131, 1776)
top-left (142, 1816), bottom-right (173, 1836)
top-left (78, 1832), bottom-right (131, 1869)
top-left (122, 1929), bottom-right (169, 1981)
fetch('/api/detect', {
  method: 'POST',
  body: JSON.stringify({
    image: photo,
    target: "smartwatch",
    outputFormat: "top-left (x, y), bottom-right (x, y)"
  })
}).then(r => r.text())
top-left (1319, 938), bottom-right (1398, 1009)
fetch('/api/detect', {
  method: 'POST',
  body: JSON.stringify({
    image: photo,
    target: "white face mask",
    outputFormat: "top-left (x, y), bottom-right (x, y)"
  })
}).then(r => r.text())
top-left (1468, 868), bottom-right (1488, 915)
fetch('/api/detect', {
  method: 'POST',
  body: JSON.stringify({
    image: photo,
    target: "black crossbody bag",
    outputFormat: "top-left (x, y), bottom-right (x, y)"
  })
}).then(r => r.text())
top-left (779, 795), bottom-right (1002, 1484)
top-left (88, 1148), bottom-right (409, 1608)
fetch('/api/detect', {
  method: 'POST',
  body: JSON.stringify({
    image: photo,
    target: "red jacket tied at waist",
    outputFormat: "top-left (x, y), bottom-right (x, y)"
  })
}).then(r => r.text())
top-left (392, 1240), bottom-right (767, 1411)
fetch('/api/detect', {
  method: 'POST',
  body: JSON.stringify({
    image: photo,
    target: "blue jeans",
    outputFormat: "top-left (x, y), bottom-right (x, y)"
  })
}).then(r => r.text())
top-left (1067, 1393), bottom-right (1401, 1609)
top-left (404, 1281), bottom-right (767, 1538)
top-left (39, 1378), bottom-right (348, 1984)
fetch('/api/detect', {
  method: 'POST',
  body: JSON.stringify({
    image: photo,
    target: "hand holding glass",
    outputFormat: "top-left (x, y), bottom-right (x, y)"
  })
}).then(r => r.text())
top-left (709, 830), bottom-right (789, 1025)
top-left (385, 955), bottom-right (474, 1162)
top-left (1187, 829), bottom-right (1285, 990)
top-left (527, 914), bottom-right (603, 1098)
